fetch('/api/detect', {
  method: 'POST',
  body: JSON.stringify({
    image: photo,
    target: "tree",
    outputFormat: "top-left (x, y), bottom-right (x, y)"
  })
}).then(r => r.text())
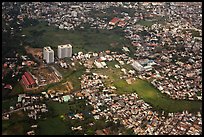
top-left (124, 128), bottom-right (135, 135)
top-left (86, 128), bottom-right (94, 135)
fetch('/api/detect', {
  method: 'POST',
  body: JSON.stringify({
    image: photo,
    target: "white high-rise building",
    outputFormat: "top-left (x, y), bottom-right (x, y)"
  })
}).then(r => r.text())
top-left (43, 47), bottom-right (54, 63)
top-left (58, 44), bottom-right (72, 59)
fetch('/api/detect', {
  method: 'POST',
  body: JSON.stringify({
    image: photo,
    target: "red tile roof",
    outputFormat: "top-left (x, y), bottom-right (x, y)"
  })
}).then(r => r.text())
top-left (148, 43), bottom-right (158, 46)
top-left (3, 63), bottom-right (8, 68)
top-left (109, 17), bottom-right (120, 25)
top-left (24, 72), bottom-right (35, 85)
top-left (118, 20), bottom-right (126, 27)
top-left (22, 75), bottom-right (30, 86)
top-left (4, 84), bottom-right (12, 89)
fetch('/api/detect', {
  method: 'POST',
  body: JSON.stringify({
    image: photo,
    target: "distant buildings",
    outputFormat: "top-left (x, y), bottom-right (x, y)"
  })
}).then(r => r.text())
top-left (58, 44), bottom-right (72, 59)
top-left (43, 47), bottom-right (54, 63)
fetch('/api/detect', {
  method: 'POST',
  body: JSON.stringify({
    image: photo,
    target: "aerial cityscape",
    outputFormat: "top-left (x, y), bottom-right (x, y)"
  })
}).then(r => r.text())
top-left (2, 2), bottom-right (202, 135)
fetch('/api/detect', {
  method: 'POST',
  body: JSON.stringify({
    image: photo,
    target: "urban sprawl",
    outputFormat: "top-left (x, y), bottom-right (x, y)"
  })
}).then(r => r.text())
top-left (2, 2), bottom-right (202, 135)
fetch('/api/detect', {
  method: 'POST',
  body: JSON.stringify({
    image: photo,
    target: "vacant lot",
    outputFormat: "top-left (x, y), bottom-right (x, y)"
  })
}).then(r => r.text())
top-left (25, 46), bottom-right (43, 59)
top-left (2, 111), bottom-right (30, 135)
top-left (137, 16), bottom-right (167, 27)
top-left (45, 61), bottom-right (85, 93)
top-left (21, 22), bottom-right (130, 53)
top-left (31, 66), bottom-right (60, 86)
top-left (37, 117), bottom-right (68, 135)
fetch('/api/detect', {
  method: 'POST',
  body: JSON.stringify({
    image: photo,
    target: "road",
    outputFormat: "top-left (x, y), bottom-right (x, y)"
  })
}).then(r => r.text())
top-left (2, 106), bottom-right (25, 116)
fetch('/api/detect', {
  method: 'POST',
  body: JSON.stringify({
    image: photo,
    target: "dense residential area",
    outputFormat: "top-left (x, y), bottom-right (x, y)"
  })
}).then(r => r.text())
top-left (2, 2), bottom-right (202, 135)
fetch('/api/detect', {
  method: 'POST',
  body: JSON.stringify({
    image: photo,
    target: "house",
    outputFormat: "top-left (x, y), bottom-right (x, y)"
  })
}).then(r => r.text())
top-left (21, 72), bottom-right (37, 89)
top-left (4, 84), bottom-right (12, 90)
top-left (62, 95), bottom-right (71, 102)
top-left (94, 61), bottom-right (104, 68)
top-left (18, 94), bottom-right (25, 102)
top-left (109, 17), bottom-right (120, 26)
top-left (144, 65), bottom-right (152, 71)
top-left (122, 47), bottom-right (130, 52)
top-left (118, 20), bottom-right (127, 27)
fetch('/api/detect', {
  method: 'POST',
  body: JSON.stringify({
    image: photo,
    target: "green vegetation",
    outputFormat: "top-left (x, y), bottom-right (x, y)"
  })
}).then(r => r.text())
top-left (2, 111), bottom-right (30, 135)
top-left (37, 117), bottom-right (68, 135)
top-left (137, 20), bottom-right (155, 27)
top-left (47, 63), bottom-right (85, 92)
top-left (130, 79), bottom-right (202, 113)
top-left (37, 99), bottom-right (93, 135)
top-left (46, 100), bottom-right (88, 115)
top-left (2, 96), bottom-right (18, 110)
top-left (2, 121), bottom-right (29, 135)
top-left (21, 22), bottom-right (130, 53)
top-left (37, 100), bottom-right (125, 135)
top-left (94, 64), bottom-right (202, 113)
top-left (137, 16), bottom-right (167, 27)
top-left (89, 5), bottom-right (135, 21)
top-left (11, 83), bottom-right (24, 96)
top-left (182, 29), bottom-right (201, 37)
top-left (196, 91), bottom-right (202, 96)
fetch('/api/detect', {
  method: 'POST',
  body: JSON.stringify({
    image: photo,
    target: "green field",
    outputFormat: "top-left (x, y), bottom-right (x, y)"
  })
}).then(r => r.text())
top-left (37, 100), bottom-right (95, 135)
top-left (46, 62), bottom-right (85, 92)
top-left (11, 83), bottom-right (24, 96)
top-left (137, 16), bottom-right (167, 27)
top-left (93, 65), bottom-right (202, 113)
top-left (37, 100), bottom-right (125, 135)
top-left (2, 111), bottom-right (30, 135)
top-left (36, 101), bottom-right (76, 135)
top-left (21, 22), bottom-right (130, 53)
top-left (182, 29), bottom-right (201, 37)
top-left (37, 117), bottom-right (68, 135)
top-left (2, 96), bottom-right (18, 111)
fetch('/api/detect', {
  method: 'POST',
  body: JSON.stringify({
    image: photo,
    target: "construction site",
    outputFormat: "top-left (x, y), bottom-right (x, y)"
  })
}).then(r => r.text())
top-left (25, 46), bottom-right (43, 60)
top-left (31, 66), bottom-right (61, 87)
top-left (48, 81), bottom-right (74, 94)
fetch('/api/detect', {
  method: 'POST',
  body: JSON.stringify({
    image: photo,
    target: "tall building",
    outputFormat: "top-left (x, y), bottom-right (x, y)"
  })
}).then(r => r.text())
top-left (43, 47), bottom-right (54, 63)
top-left (58, 44), bottom-right (72, 59)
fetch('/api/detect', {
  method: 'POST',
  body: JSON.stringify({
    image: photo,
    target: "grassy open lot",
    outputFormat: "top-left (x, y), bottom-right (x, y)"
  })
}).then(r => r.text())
top-left (182, 29), bottom-right (201, 37)
top-left (2, 111), bottom-right (30, 135)
top-left (37, 117), bottom-right (68, 135)
top-left (137, 16), bottom-right (167, 27)
top-left (47, 62), bottom-right (85, 92)
top-left (35, 101), bottom-right (72, 135)
top-left (37, 99), bottom-right (94, 135)
top-left (11, 83), bottom-right (24, 96)
top-left (137, 20), bottom-right (155, 27)
top-left (21, 22), bottom-right (130, 53)
top-left (130, 79), bottom-right (202, 113)
top-left (2, 121), bottom-right (29, 135)
top-left (2, 96), bottom-right (18, 111)
top-left (93, 63), bottom-right (202, 113)
top-left (37, 100), bottom-right (122, 135)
